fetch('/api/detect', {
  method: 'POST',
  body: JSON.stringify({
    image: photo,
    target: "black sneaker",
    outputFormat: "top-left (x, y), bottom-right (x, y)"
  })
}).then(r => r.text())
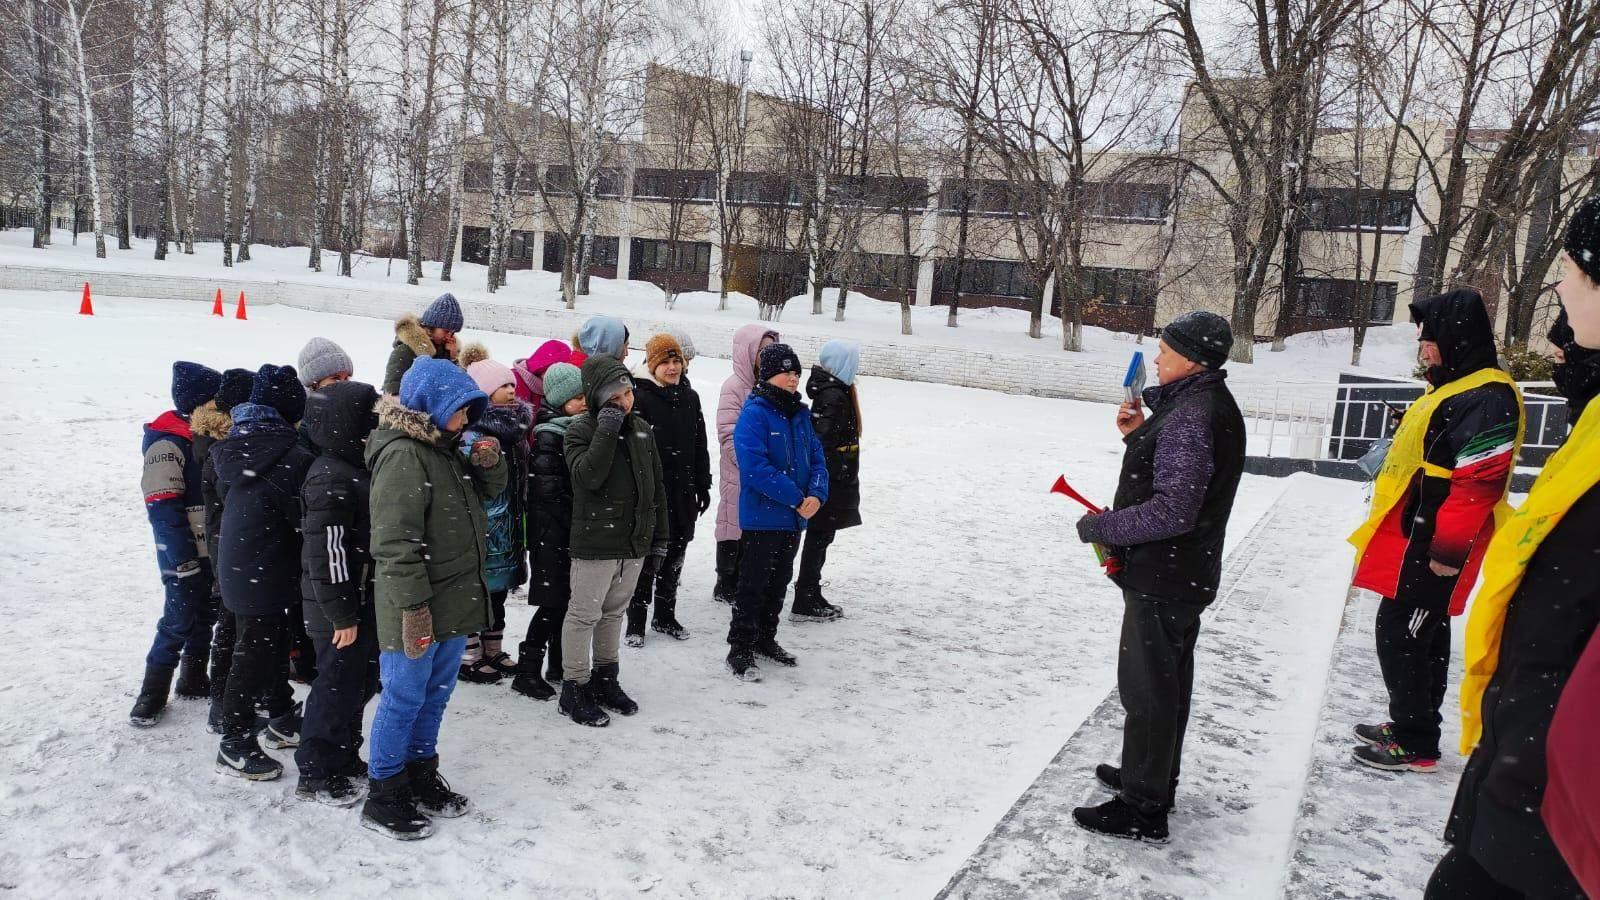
top-left (1353, 722), bottom-right (1396, 747)
top-left (1352, 741), bottom-right (1440, 773)
top-left (406, 756), bottom-right (471, 818)
top-left (262, 703), bottom-right (302, 749)
top-left (727, 647), bottom-right (761, 682)
top-left (174, 656), bottom-right (210, 699)
top-left (590, 663), bottom-right (639, 716)
top-left (484, 650), bottom-right (518, 676)
top-left (296, 774), bottom-right (364, 807)
top-left (1072, 796), bottom-right (1170, 844)
top-left (559, 680), bottom-right (611, 727)
top-left (129, 666), bottom-right (174, 727)
top-left (790, 594), bottom-right (844, 622)
top-left (362, 772), bottom-right (433, 841)
top-left (755, 639), bottom-right (798, 667)
top-left (1094, 764), bottom-right (1178, 812)
top-left (216, 736), bottom-right (284, 781)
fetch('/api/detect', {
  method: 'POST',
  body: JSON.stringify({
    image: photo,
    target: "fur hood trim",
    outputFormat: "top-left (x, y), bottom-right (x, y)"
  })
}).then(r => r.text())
top-left (459, 341), bottom-right (491, 370)
top-left (375, 394), bottom-right (443, 444)
top-left (190, 400), bottom-right (234, 440)
top-left (395, 313), bottom-right (436, 359)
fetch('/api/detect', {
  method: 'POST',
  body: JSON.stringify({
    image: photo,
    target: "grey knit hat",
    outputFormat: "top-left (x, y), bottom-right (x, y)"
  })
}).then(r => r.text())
top-left (297, 337), bottom-right (355, 387)
top-left (542, 362), bottom-right (583, 409)
top-left (1162, 311), bottom-right (1233, 369)
top-left (669, 328), bottom-right (697, 362)
top-left (419, 292), bottom-right (464, 333)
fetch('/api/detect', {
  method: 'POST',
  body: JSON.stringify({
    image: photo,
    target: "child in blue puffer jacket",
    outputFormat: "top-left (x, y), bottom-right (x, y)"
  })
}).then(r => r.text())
top-left (725, 344), bottom-right (828, 683)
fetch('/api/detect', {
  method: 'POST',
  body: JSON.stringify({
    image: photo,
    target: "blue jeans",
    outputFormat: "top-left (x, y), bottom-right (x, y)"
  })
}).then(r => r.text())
top-left (368, 634), bottom-right (467, 781)
top-left (146, 561), bottom-right (217, 670)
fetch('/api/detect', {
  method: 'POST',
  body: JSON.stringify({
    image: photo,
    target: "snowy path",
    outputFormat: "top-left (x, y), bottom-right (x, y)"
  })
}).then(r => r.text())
top-left (1282, 589), bottom-right (1461, 899)
top-left (936, 475), bottom-right (1384, 899)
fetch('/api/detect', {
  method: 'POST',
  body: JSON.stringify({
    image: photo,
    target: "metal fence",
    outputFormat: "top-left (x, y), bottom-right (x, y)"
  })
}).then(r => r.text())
top-left (1239, 374), bottom-right (1569, 466)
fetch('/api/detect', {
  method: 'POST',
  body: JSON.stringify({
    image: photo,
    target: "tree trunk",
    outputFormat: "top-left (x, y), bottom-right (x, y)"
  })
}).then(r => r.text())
top-left (64, 0), bottom-right (106, 259)
top-left (221, 34), bottom-right (236, 268)
top-left (152, 0), bottom-right (174, 260)
top-left (116, 75), bottom-right (133, 250)
top-left (184, 0), bottom-right (214, 254)
top-left (32, 0), bottom-right (52, 249)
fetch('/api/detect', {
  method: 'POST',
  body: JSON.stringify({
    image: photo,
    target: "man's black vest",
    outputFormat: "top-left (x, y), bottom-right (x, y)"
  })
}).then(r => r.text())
top-left (1110, 371), bottom-right (1247, 604)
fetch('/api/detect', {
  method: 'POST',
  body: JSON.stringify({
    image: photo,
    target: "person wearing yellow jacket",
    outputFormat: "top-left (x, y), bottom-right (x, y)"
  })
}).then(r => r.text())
top-left (1348, 289), bottom-right (1524, 773)
top-left (1424, 196), bottom-right (1600, 900)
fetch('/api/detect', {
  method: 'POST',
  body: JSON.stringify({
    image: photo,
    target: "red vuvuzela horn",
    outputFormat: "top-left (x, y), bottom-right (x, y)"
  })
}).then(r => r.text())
top-left (1050, 475), bottom-right (1103, 513)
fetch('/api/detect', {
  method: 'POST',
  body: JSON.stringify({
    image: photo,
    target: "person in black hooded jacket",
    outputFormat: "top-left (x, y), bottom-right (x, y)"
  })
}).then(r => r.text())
top-left (794, 339), bottom-right (863, 621)
top-left (1350, 289), bottom-right (1523, 773)
top-left (213, 365), bottom-right (314, 782)
top-left (1424, 194), bottom-right (1600, 900)
top-left (1548, 308), bottom-right (1600, 424)
top-left (626, 334), bottom-right (711, 645)
top-left (294, 379), bottom-right (380, 806)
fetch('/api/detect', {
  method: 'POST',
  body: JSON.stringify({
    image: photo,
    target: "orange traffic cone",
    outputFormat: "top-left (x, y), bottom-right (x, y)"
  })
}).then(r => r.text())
top-left (234, 290), bottom-right (248, 320)
top-left (79, 282), bottom-right (94, 316)
top-left (212, 288), bottom-right (224, 316)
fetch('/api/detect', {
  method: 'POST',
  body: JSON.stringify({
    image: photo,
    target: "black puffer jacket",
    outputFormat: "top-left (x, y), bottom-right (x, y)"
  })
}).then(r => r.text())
top-left (299, 381), bottom-right (379, 634)
top-left (806, 365), bottom-right (862, 532)
top-left (214, 405), bottom-right (315, 617)
top-left (527, 402), bottom-right (575, 607)
top-left (631, 370), bottom-right (712, 542)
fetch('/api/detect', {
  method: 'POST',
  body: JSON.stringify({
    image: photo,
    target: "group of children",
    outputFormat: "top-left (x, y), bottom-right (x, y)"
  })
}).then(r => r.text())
top-left (128, 291), bottom-right (866, 840)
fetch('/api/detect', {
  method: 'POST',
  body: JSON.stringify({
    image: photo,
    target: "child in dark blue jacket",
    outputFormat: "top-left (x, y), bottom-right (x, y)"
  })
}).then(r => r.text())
top-left (726, 344), bottom-right (828, 682)
top-left (131, 362), bottom-right (223, 727)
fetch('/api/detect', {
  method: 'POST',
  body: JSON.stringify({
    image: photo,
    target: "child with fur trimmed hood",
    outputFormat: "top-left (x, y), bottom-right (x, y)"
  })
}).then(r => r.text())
top-left (456, 344), bottom-right (535, 684)
top-left (363, 357), bottom-right (507, 840)
top-left (383, 293), bottom-right (464, 395)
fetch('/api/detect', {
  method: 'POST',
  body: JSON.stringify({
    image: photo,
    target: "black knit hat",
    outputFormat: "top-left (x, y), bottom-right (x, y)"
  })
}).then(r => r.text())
top-left (1564, 194), bottom-right (1600, 284)
top-left (250, 364), bottom-right (308, 423)
top-left (171, 361), bottom-right (222, 415)
top-left (1162, 311), bottom-right (1233, 369)
top-left (215, 367), bottom-right (254, 413)
top-left (758, 343), bottom-right (803, 382)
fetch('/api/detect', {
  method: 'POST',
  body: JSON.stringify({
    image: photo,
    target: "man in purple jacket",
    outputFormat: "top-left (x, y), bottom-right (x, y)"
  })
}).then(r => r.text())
top-left (1071, 311), bottom-right (1247, 844)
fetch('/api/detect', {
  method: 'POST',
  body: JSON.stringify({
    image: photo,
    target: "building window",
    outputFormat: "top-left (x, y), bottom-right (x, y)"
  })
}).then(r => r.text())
top-left (829, 176), bottom-right (928, 210)
top-left (1087, 184), bottom-right (1171, 221)
top-left (938, 178), bottom-right (1026, 215)
top-left (633, 169), bottom-right (716, 201)
top-left (1295, 277), bottom-right (1397, 323)
top-left (728, 172), bottom-right (803, 205)
top-left (1075, 267), bottom-right (1157, 306)
top-left (632, 238), bottom-right (710, 273)
top-left (1302, 188), bottom-right (1414, 231)
top-left (542, 166), bottom-right (623, 198)
top-left (825, 252), bottom-right (914, 291)
top-left (934, 258), bottom-right (1035, 298)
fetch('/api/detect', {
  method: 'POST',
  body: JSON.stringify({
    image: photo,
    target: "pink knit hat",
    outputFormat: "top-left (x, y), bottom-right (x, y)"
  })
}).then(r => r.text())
top-left (468, 359), bottom-right (515, 396)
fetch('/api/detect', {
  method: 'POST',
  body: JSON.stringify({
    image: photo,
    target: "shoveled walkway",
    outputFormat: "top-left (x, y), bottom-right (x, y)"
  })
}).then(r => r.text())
top-left (936, 475), bottom-right (1456, 899)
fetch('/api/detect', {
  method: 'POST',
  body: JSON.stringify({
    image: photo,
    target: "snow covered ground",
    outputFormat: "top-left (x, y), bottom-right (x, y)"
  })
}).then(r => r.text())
top-left (1, 228), bottom-right (1425, 388)
top-left (0, 288), bottom-right (1456, 898)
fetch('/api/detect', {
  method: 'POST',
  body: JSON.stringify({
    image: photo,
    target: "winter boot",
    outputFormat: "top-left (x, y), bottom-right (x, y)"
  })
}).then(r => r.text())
top-left (651, 593), bottom-right (689, 641)
top-left (1353, 722), bottom-right (1395, 747)
top-left (340, 756), bottom-right (370, 780)
top-left (1094, 764), bottom-right (1178, 813)
top-left (1352, 740), bottom-right (1439, 773)
top-left (129, 666), bottom-right (175, 728)
top-left (296, 774), bottom-right (364, 807)
top-left (458, 653), bottom-right (504, 685)
top-left (727, 646), bottom-right (761, 682)
top-left (790, 587), bottom-right (844, 622)
top-left (406, 755), bottom-right (471, 818)
top-left (713, 540), bottom-right (741, 604)
top-left (754, 639), bottom-right (798, 667)
top-left (590, 663), bottom-right (639, 716)
top-left (625, 604), bottom-right (648, 648)
top-left (262, 702), bottom-right (302, 749)
top-left (361, 771), bottom-right (433, 841)
top-left (545, 637), bottom-right (564, 685)
top-left (1072, 796), bottom-right (1170, 844)
top-left (511, 642), bottom-right (557, 701)
top-left (174, 654), bottom-right (211, 699)
top-left (559, 680), bottom-right (610, 727)
top-left (216, 735), bottom-right (284, 781)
